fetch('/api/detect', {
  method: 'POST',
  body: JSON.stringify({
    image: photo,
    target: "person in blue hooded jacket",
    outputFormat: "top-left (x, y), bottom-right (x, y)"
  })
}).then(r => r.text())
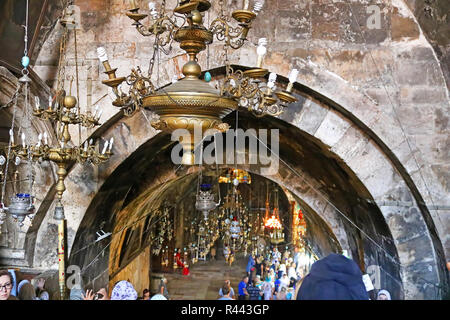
top-left (296, 253), bottom-right (369, 300)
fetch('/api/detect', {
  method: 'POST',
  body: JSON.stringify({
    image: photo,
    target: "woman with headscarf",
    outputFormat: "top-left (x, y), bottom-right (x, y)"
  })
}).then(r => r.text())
top-left (296, 253), bottom-right (369, 300)
top-left (280, 273), bottom-right (290, 289)
top-left (377, 289), bottom-right (391, 300)
top-left (261, 276), bottom-right (274, 301)
top-left (110, 281), bottom-right (138, 300)
top-left (278, 263), bottom-right (286, 279)
top-left (288, 262), bottom-right (297, 281)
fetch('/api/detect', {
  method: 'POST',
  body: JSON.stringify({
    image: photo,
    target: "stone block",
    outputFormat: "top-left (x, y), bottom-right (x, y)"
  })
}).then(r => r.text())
top-left (331, 125), bottom-right (370, 164)
top-left (311, 3), bottom-right (345, 41)
top-left (314, 109), bottom-right (352, 147)
top-left (346, 139), bottom-right (391, 181)
top-left (435, 106), bottom-right (450, 134)
top-left (296, 100), bottom-right (329, 136)
top-left (391, 12), bottom-right (419, 41)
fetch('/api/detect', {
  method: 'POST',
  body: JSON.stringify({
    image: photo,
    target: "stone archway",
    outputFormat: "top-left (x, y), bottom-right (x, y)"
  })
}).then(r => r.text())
top-left (62, 95), bottom-right (445, 298)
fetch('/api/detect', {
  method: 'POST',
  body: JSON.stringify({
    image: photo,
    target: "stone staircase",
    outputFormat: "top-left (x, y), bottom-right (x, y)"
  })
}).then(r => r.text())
top-left (163, 257), bottom-right (248, 300)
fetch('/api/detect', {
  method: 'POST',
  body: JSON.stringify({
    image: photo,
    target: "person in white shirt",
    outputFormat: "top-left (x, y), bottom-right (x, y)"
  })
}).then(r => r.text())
top-left (288, 262), bottom-right (297, 280)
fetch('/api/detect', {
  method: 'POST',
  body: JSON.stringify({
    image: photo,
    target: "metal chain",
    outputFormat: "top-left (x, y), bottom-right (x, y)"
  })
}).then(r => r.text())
top-left (57, 25), bottom-right (68, 93)
top-left (0, 83), bottom-right (23, 111)
top-left (23, 0), bottom-right (29, 57)
top-left (74, 28), bottom-right (81, 146)
top-left (23, 82), bottom-right (34, 195)
top-left (1, 86), bottom-right (20, 205)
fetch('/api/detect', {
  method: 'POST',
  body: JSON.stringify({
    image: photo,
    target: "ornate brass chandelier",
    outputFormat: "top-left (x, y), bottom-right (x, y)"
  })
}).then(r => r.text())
top-left (7, 9), bottom-right (114, 220)
top-left (98, 0), bottom-right (299, 164)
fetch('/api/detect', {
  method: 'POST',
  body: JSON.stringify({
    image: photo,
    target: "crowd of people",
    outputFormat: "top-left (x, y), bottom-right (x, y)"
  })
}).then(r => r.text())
top-left (217, 247), bottom-right (396, 300)
top-left (4, 246), bottom-right (449, 300)
top-left (0, 268), bottom-right (171, 301)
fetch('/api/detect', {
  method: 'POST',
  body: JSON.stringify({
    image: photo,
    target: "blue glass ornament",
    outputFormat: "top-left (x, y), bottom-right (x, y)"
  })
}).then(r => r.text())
top-left (204, 71), bottom-right (211, 82)
top-left (21, 56), bottom-right (30, 68)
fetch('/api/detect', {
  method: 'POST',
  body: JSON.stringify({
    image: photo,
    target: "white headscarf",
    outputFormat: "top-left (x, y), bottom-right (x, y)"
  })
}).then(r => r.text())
top-left (377, 290), bottom-right (391, 300)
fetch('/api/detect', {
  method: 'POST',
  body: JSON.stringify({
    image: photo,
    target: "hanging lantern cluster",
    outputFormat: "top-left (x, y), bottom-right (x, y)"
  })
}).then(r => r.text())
top-left (151, 207), bottom-right (173, 255)
top-left (161, 245), bottom-right (169, 267)
top-left (218, 169), bottom-right (251, 185)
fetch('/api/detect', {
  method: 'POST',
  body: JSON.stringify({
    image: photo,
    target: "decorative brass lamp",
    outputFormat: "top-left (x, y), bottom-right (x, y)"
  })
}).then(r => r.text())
top-left (98, 0), bottom-right (300, 165)
top-left (7, 11), bottom-right (115, 221)
top-left (264, 188), bottom-right (284, 244)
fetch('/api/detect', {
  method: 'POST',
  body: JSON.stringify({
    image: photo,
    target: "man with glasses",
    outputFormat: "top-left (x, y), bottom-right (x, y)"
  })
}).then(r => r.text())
top-left (0, 270), bottom-right (17, 300)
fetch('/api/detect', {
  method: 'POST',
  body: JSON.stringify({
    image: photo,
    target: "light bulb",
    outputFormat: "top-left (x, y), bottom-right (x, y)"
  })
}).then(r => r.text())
top-left (286, 68), bottom-right (299, 92)
top-left (269, 72), bottom-right (277, 83)
top-left (97, 47), bottom-right (108, 62)
top-left (253, 0), bottom-right (265, 14)
top-left (268, 72), bottom-right (277, 89)
top-left (257, 38), bottom-right (267, 56)
top-left (288, 68), bottom-right (299, 83)
top-left (256, 38), bottom-right (267, 68)
top-left (148, 1), bottom-right (156, 10)
top-left (37, 133), bottom-right (42, 147)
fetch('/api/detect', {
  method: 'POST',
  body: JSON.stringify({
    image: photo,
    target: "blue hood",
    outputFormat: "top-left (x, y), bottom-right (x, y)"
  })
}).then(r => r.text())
top-left (297, 253), bottom-right (369, 300)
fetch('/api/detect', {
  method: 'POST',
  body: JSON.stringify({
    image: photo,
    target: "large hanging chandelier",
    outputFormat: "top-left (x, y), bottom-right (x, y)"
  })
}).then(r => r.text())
top-left (5, 8), bottom-right (114, 220)
top-left (97, 0), bottom-right (299, 165)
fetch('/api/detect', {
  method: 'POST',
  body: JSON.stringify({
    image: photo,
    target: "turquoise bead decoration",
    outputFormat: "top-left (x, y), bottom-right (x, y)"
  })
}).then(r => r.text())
top-left (21, 56), bottom-right (30, 68)
top-left (204, 71), bottom-right (211, 82)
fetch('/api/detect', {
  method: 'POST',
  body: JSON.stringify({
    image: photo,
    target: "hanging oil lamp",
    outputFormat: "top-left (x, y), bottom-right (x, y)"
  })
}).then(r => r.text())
top-left (195, 184), bottom-right (218, 220)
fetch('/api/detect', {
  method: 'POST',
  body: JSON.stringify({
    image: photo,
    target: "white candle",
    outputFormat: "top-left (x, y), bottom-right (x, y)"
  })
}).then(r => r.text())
top-left (34, 96), bottom-right (40, 110)
top-left (9, 129), bottom-right (14, 145)
top-left (43, 132), bottom-right (48, 145)
top-left (108, 137), bottom-right (114, 151)
top-left (48, 95), bottom-right (52, 109)
top-left (243, 0), bottom-right (249, 10)
top-left (37, 133), bottom-right (42, 147)
top-left (84, 142), bottom-right (88, 152)
top-left (93, 105), bottom-right (99, 118)
top-left (97, 110), bottom-right (103, 121)
top-left (89, 138), bottom-right (93, 145)
top-left (102, 141), bottom-right (109, 154)
top-left (21, 132), bottom-right (26, 148)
